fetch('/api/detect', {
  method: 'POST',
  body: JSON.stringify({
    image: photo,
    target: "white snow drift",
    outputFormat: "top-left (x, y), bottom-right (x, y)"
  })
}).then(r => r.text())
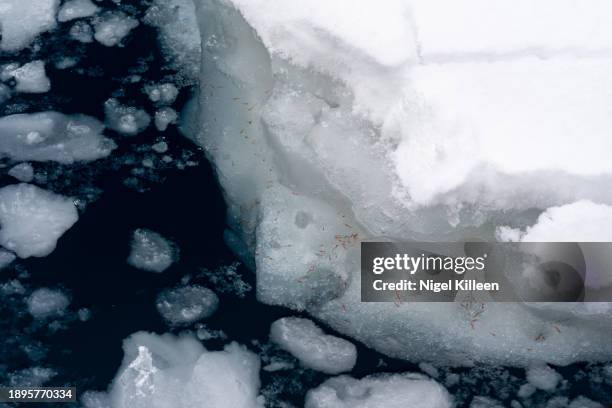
top-left (270, 317), bottom-right (357, 374)
top-left (0, 184), bottom-right (78, 258)
top-left (0, 112), bottom-right (116, 163)
top-left (190, 0), bottom-right (612, 366)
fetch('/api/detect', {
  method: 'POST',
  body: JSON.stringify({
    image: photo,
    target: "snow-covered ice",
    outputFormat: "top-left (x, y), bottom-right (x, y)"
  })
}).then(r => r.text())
top-left (0, 0), bottom-right (59, 52)
top-left (525, 364), bottom-right (562, 392)
top-left (191, 0), bottom-right (612, 366)
top-left (8, 61), bottom-right (51, 94)
top-left (156, 285), bottom-right (219, 326)
top-left (57, 0), bottom-right (99, 23)
top-left (0, 111), bottom-right (116, 163)
top-left (127, 228), bottom-right (177, 273)
top-left (0, 184), bottom-right (78, 258)
top-left (27, 288), bottom-right (70, 319)
top-left (95, 332), bottom-right (264, 408)
top-left (8, 163), bottom-right (34, 183)
top-left (104, 99), bottom-right (151, 136)
top-left (270, 317), bottom-right (357, 374)
top-left (305, 373), bottom-right (452, 408)
top-left (93, 12), bottom-right (139, 47)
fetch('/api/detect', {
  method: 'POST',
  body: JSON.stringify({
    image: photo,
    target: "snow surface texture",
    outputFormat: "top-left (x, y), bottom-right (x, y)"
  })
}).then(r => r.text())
top-left (127, 229), bottom-right (177, 273)
top-left (0, 112), bottom-right (116, 163)
top-left (0, 0), bottom-right (59, 52)
top-left (305, 374), bottom-right (452, 408)
top-left (84, 332), bottom-right (265, 408)
top-left (0, 184), bottom-right (78, 258)
top-left (192, 0), bottom-right (612, 365)
top-left (270, 317), bottom-right (357, 374)
top-left (156, 285), bottom-right (219, 326)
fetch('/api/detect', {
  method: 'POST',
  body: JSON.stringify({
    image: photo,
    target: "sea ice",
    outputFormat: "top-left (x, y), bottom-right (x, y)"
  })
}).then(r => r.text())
top-left (57, 0), bottom-right (99, 22)
top-left (104, 99), bottom-right (151, 136)
top-left (127, 228), bottom-right (177, 273)
top-left (144, 83), bottom-right (179, 105)
top-left (8, 163), bottom-right (34, 183)
top-left (99, 332), bottom-right (264, 408)
top-left (154, 108), bottom-right (177, 132)
top-left (93, 12), bottom-right (139, 47)
top-left (0, 111), bottom-right (116, 163)
top-left (526, 364), bottom-right (562, 392)
top-left (27, 288), bottom-right (70, 318)
top-left (305, 373), bottom-right (452, 408)
top-left (0, 184), bottom-right (78, 258)
top-left (0, 0), bottom-right (59, 52)
top-left (270, 317), bottom-right (357, 374)
top-left (191, 0), bottom-right (612, 366)
top-left (156, 285), bottom-right (219, 326)
top-left (70, 21), bottom-right (94, 43)
top-left (8, 61), bottom-right (51, 94)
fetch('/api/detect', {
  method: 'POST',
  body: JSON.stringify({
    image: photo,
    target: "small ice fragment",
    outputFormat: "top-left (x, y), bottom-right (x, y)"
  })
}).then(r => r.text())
top-left (8, 163), bottom-right (34, 182)
top-left (104, 99), bottom-right (151, 136)
top-left (156, 285), bottom-right (219, 326)
top-left (57, 0), bottom-right (99, 22)
top-left (27, 288), bottom-right (70, 318)
top-left (419, 362), bottom-right (440, 379)
top-left (0, 184), bottom-right (78, 258)
top-left (144, 83), bottom-right (179, 105)
top-left (270, 317), bottom-right (357, 374)
top-left (9, 61), bottom-right (51, 93)
top-left (526, 364), bottom-right (562, 391)
top-left (0, 111), bottom-right (116, 163)
top-left (69, 21), bottom-right (94, 43)
top-left (93, 12), bottom-right (139, 47)
top-left (154, 107), bottom-right (177, 131)
top-left (78, 308), bottom-right (92, 321)
top-left (305, 374), bottom-right (452, 408)
top-left (127, 228), bottom-right (177, 273)
top-left (151, 141), bottom-right (168, 153)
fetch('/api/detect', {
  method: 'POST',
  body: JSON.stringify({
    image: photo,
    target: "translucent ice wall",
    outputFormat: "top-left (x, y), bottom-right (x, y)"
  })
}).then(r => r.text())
top-left (191, 0), bottom-right (612, 365)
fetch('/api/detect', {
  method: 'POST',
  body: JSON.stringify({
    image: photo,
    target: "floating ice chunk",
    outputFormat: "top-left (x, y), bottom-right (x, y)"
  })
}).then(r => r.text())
top-left (57, 0), bottom-right (99, 22)
top-left (469, 397), bottom-right (503, 408)
top-left (270, 317), bottom-right (357, 374)
top-left (109, 331), bottom-right (264, 408)
top-left (0, 111), bottom-right (116, 163)
top-left (104, 99), bottom-right (151, 136)
top-left (8, 366), bottom-right (57, 387)
top-left (156, 285), bottom-right (219, 326)
top-left (144, 83), bottom-right (178, 105)
top-left (154, 107), bottom-right (177, 131)
top-left (0, 184), bottom-right (78, 258)
top-left (0, 0), bottom-right (59, 52)
top-left (70, 21), bottom-right (94, 43)
top-left (151, 141), bottom-right (168, 153)
top-left (93, 12), bottom-right (139, 47)
top-left (419, 362), bottom-right (440, 379)
top-left (568, 396), bottom-right (604, 408)
top-left (82, 391), bottom-right (112, 408)
top-left (526, 364), bottom-right (562, 392)
top-left (517, 384), bottom-right (536, 399)
top-left (8, 61), bottom-right (51, 94)
top-left (8, 163), bottom-right (34, 183)
top-left (305, 374), bottom-right (452, 408)
top-left (127, 228), bottom-right (177, 273)
top-left (27, 288), bottom-right (70, 318)
top-left (0, 249), bottom-right (16, 269)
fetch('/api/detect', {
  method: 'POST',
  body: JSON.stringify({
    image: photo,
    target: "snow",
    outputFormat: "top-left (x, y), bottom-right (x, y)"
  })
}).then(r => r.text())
top-left (104, 99), bottom-right (151, 136)
top-left (127, 228), bottom-right (177, 273)
top-left (27, 288), bottom-right (70, 318)
top-left (156, 285), bottom-right (219, 326)
top-left (0, 184), bottom-right (78, 258)
top-left (0, 111), bottom-right (116, 163)
top-left (0, 0), bottom-right (59, 52)
top-left (526, 364), bottom-right (562, 392)
top-left (8, 163), bottom-right (34, 183)
top-left (57, 0), bottom-right (99, 22)
top-left (193, 0), bottom-right (612, 366)
top-left (154, 108), bottom-right (177, 131)
top-left (103, 332), bottom-right (264, 408)
top-left (93, 12), bottom-right (139, 47)
top-left (8, 61), bottom-right (51, 94)
top-left (270, 317), bottom-right (357, 374)
top-left (305, 374), bottom-right (452, 408)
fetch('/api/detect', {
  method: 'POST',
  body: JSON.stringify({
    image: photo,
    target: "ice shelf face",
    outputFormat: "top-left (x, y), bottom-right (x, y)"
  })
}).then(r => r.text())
top-left (192, 0), bottom-right (612, 365)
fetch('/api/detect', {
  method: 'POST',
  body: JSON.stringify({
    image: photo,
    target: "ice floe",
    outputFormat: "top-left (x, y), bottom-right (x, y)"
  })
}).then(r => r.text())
top-left (127, 228), bottom-right (177, 273)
